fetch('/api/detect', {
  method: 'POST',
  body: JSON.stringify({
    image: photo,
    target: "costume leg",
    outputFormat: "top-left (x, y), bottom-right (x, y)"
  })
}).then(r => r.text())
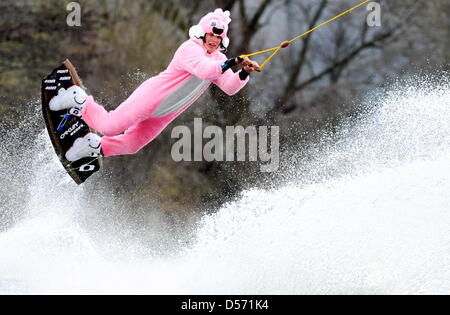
top-left (81, 78), bottom-right (163, 137)
top-left (100, 115), bottom-right (175, 156)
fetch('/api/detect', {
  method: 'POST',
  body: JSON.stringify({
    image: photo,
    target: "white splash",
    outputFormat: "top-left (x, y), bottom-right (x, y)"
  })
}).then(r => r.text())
top-left (0, 75), bottom-right (449, 294)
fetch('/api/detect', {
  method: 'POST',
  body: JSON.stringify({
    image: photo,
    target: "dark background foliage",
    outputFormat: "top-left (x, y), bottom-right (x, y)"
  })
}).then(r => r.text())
top-left (0, 0), bottom-right (448, 214)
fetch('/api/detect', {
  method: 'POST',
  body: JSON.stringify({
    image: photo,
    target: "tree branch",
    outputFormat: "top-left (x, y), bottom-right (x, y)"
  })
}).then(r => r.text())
top-left (149, 1), bottom-right (193, 33)
top-left (276, 0), bottom-right (328, 111)
top-left (214, 0), bottom-right (238, 12)
top-left (293, 31), bottom-right (393, 93)
top-left (238, 0), bottom-right (248, 28)
top-left (248, 0), bottom-right (273, 32)
top-left (233, 0), bottom-right (273, 57)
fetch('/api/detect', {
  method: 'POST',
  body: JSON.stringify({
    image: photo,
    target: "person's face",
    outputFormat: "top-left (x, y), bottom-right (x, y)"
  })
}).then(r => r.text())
top-left (204, 33), bottom-right (222, 53)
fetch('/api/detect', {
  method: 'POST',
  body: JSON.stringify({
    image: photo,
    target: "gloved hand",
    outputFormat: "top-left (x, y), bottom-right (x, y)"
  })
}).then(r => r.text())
top-left (221, 56), bottom-right (261, 73)
top-left (237, 56), bottom-right (261, 72)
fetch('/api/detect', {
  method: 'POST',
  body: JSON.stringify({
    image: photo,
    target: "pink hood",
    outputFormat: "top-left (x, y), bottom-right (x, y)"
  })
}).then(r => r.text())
top-left (189, 8), bottom-right (232, 49)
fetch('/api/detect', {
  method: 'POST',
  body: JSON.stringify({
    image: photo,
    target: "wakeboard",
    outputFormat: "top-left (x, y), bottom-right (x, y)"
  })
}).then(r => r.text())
top-left (41, 59), bottom-right (102, 184)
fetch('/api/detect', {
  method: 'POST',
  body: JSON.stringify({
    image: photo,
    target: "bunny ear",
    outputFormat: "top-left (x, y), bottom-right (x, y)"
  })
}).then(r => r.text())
top-left (189, 25), bottom-right (205, 39)
top-left (222, 37), bottom-right (230, 48)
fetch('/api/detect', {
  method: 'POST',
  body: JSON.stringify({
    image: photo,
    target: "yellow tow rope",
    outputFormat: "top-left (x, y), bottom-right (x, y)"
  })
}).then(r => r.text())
top-left (241, 0), bottom-right (372, 71)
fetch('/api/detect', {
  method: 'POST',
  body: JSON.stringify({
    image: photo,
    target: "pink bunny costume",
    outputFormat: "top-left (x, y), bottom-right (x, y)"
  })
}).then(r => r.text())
top-left (80, 9), bottom-right (249, 157)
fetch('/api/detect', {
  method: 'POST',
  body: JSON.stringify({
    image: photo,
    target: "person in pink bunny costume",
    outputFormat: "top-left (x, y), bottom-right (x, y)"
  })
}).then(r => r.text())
top-left (49, 8), bottom-right (260, 162)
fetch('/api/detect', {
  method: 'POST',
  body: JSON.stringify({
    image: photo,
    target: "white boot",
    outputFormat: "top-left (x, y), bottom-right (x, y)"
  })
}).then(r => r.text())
top-left (49, 85), bottom-right (87, 111)
top-left (65, 133), bottom-right (102, 162)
